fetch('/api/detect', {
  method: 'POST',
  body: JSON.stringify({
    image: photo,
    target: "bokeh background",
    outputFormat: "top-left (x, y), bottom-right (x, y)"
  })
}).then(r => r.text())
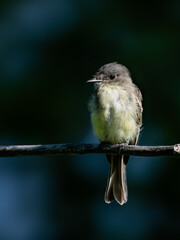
top-left (0, 0), bottom-right (180, 239)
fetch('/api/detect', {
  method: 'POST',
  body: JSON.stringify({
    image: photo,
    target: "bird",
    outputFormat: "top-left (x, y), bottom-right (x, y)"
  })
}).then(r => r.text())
top-left (87, 62), bottom-right (143, 205)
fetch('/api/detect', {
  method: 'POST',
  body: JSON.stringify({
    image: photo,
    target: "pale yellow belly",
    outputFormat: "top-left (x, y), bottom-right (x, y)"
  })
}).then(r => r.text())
top-left (90, 85), bottom-right (138, 144)
top-left (91, 107), bottom-right (137, 144)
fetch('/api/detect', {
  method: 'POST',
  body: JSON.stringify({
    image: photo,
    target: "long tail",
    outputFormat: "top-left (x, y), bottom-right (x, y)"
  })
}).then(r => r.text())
top-left (104, 154), bottom-right (128, 205)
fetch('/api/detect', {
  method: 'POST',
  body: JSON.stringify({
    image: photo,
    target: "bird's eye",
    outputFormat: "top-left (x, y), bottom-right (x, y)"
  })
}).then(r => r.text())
top-left (109, 74), bottom-right (116, 80)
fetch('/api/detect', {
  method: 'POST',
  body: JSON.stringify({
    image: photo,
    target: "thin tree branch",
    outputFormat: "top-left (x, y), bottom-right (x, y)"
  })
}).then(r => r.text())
top-left (0, 143), bottom-right (179, 157)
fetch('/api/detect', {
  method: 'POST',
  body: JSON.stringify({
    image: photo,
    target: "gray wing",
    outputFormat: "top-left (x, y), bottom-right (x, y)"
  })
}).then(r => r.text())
top-left (128, 84), bottom-right (143, 147)
top-left (133, 83), bottom-right (143, 127)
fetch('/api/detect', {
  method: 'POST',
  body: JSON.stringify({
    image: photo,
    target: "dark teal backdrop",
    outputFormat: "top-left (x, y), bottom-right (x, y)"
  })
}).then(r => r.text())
top-left (0, 0), bottom-right (180, 239)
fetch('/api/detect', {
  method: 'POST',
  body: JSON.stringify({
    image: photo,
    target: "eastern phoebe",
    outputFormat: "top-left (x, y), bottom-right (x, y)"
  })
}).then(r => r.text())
top-left (87, 62), bottom-right (143, 205)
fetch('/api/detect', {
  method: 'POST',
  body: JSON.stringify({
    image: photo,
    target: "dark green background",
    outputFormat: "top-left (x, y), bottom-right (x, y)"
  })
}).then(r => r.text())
top-left (0, 0), bottom-right (180, 239)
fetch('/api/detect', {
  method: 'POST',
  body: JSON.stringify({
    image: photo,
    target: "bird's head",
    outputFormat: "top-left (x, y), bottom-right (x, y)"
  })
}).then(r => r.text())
top-left (87, 62), bottom-right (131, 85)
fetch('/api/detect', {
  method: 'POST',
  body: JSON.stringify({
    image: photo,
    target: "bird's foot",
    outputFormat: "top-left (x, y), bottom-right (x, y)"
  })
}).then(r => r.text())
top-left (98, 142), bottom-right (109, 150)
top-left (113, 142), bottom-right (129, 154)
top-left (113, 142), bottom-right (129, 148)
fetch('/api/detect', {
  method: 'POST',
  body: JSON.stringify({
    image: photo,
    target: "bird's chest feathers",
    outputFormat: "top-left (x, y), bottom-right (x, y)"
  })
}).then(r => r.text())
top-left (98, 85), bottom-right (133, 120)
top-left (100, 86), bottom-right (128, 114)
top-left (91, 85), bottom-right (137, 143)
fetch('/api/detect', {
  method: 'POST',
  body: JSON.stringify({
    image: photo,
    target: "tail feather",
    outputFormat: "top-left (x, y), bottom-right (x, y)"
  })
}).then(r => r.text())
top-left (105, 154), bottom-right (128, 205)
top-left (104, 170), bottom-right (114, 203)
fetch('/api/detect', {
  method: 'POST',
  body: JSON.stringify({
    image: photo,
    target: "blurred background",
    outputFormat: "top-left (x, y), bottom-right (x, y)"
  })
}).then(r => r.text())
top-left (0, 0), bottom-right (180, 239)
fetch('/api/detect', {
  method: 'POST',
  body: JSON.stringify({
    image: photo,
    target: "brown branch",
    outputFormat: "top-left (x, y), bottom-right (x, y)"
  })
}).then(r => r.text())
top-left (0, 143), bottom-right (179, 157)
